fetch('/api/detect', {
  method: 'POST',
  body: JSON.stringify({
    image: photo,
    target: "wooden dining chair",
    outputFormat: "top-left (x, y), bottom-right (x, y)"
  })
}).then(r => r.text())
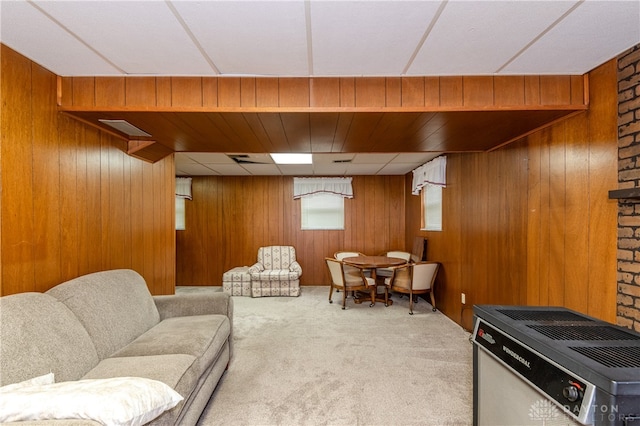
top-left (325, 258), bottom-right (375, 309)
top-left (384, 261), bottom-right (440, 315)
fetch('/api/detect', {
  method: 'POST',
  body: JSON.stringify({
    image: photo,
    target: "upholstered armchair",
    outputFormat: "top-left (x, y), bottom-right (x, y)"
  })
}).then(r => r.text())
top-left (248, 246), bottom-right (302, 297)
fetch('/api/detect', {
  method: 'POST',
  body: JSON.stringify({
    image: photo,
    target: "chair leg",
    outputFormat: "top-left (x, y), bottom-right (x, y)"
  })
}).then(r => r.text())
top-left (329, 285), bottom-right (334, 304)
top-left (384, 286), bottom-right (389, 307)
top-left (430, 291), bottom-right (436, 312)
top-left (409, 290), bottom-right (414, 315)
top-left (342, 287), bottom-right (347, 310)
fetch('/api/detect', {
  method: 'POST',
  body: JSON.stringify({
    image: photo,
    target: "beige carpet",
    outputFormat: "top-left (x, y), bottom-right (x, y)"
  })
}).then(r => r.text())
top-left (180, 286), bottom-right (473, 426)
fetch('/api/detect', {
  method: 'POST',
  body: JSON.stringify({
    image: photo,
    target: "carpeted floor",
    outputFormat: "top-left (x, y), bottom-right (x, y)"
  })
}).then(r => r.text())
top-left (179, 286), bottom-right (473, 426)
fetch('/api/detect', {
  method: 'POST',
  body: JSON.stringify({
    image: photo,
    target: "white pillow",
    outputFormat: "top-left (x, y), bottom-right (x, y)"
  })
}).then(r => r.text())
top-left (0, 372), bottom-right (55, 392)
top-left (0, 376), bottom-right (183, 426)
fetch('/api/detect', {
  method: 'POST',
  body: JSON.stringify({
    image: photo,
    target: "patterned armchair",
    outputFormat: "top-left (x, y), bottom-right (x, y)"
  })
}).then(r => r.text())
top-left (248, 246), bottom-right (302, 297)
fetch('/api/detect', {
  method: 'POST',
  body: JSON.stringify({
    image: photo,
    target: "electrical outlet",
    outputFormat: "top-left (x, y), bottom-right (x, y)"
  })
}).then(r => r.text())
top-left (461, 293), bottom-right (466, 304)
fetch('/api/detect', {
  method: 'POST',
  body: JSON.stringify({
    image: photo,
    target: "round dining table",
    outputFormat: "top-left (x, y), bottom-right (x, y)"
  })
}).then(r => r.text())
top-left (342, 255), bottom-right (407, 306)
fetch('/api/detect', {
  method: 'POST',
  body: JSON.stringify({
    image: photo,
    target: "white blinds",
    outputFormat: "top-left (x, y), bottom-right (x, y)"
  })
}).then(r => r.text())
top-left (293, 177), bottom-right (353, 199)
top-left (412, 156), bottom-right (447, 195)
top-left (176, 177), bottom-right (192, 200)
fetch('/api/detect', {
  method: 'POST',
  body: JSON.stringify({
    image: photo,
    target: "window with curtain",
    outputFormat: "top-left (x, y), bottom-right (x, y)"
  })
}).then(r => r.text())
top-left (175, 177), bottom-right (192, 231)
top-left (413, 156), bottom-right (446, 232)
top-left (294, 177), bottom-right (352, 231)
top-left (422, 184), bottom-right (442, 231)
top-left (301, 193), bottom-right (345, 230)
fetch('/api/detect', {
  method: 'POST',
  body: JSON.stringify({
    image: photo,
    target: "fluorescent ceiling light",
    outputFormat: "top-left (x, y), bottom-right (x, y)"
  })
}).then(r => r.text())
top-left (270, 153), bottom-right (312, 164)
top-left (98, 119), bottom-right (152, 137)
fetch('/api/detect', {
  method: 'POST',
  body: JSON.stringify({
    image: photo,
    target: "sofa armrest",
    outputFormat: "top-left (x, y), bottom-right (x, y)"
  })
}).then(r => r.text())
top-left (247, 262), bottom-right (264, 274)
top-left (290, 260), bottom-right (302, 276)
top-left (153, 292), bottom-right (233, 322)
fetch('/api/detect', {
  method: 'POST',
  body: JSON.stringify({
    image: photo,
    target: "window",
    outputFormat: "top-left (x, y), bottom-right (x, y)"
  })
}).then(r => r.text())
top-left (301, 193), bottom-right (345, 230)
top-left (176, 197), bottom-right (186, 231)
top-left (422, 184), bottom-right (442, 231)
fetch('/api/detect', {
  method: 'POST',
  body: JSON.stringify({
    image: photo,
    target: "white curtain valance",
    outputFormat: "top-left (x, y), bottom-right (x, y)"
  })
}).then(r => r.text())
top-left (412, 156), bottom-right (447, 195)
top-left (176, 177), bottom-right (192, 200)
top-left (293, 177), bottom-right (353, 199)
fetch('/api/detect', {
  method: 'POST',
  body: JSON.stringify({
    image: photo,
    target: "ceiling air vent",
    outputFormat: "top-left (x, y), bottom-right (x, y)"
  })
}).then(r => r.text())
top-left (98, 119), bottom-right (151, 137)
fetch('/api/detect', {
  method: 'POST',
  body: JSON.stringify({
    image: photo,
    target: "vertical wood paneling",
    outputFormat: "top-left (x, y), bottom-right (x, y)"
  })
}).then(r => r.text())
top-left (176, 175), bottom-right (406, 286)
top-left (439, 77), bottom-right (463, 107)
top-left (310, 78), bottom-right (340, 107)
top-left (279, 78), bottom-right (310, 107)
top-left (95, 77), bottom-right (125, 107)
top-left (406, 60), bottom-right (618, 329)
top-left (355, 78), bottom-right (385, 107)
top-left (1, 46), bottom-right (176, 296)
top-left (1, 46), bottom-right (36, 294)
top-left (125, 77), bottom-right (157, 106)
top-left (401, 77), bottom-right (425, 107)
top-left (171, 77), bottom-right (203, 107)
top-left (463, 76), bottom-right (494, 106)
top-left (256, 78), bottom-right (279, 107)
top-left (240, 78), bottom-right (256, 107)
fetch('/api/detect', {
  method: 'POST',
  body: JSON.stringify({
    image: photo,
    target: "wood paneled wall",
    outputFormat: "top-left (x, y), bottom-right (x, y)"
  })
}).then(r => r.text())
top-left (1, 45), bottom-right (176, 296)
top-left (60, 75), bottom-right (587, 110)
top-left (176, 175), bottom-right (405, 286)
top-left (407, 60), bottom-right (619, 330)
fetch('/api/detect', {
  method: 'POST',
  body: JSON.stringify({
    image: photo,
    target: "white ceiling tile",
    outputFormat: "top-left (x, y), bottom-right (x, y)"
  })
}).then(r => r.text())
top-left (392, 153), bottom-right (440, 164)
top-left (277, 164), bottom-right (315, 176)
top-left (313, 162), bottom-right (349, 176)
top-left (312, 153), bottom-right (355, 164)
top-left (0, 1), bottom-right (123, 75)
top-left (176, 163), bottom-right (220, 176)
top-left (204, 164), bottom-right (251, 176)
top-left (409, 0), bottom-right (580, 75)
top-left (502, 0), bottom-right (640, 74)
top-left (310, 1), bottom-right (443, 75)
top-left (32, 0), bottom-right (214, 75)
top-left (187, 153), bottom-right (236, 164)
top-left (378, 163), bottom-right (418, 175)
top-left (352, 153), bottom-right (397, 164)
top-left (345, 164), bottom-right (384, 175)
top-left (241, 164), bottom-right (281, 175)
top-left (172, 0), bottom-right (309, 76)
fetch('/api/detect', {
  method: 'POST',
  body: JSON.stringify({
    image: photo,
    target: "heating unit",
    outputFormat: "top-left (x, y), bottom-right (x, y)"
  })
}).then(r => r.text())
top-left (472, 305), bottom-right (640, 426)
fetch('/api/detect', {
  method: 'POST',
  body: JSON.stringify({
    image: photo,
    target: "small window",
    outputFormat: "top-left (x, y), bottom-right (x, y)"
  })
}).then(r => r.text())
top-left (176, 197), bottom-right (186, 231)
top-left (422, 185), bottom-right (442, 231)
top-left (301, 193), bottom-right (345, 230)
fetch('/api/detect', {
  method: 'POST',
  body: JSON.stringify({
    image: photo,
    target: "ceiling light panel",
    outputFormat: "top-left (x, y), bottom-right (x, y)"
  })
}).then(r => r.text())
top-left (310, 1), bottom-right (443, 75)
top-left (172, 1), bottom-right (308, 76)
top-left (0, 1), bottom-right (122, 75)
top-left (502, 0), bottom-right (640, 75)
top-left (31, 0), bottom-right (215, 75)
top-left (408, 0), bottom-right (579, 76)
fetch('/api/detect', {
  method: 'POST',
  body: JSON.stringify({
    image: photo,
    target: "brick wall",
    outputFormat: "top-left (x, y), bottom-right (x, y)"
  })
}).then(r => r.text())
top-left (617, 44), bottom-right (640, 331)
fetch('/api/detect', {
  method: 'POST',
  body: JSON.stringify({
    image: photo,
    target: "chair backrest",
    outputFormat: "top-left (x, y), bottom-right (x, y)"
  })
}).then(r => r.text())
top-left (325, 258), bottom-right (345, 286)
top-left (257, 246), bottom-right (296, 269)
top-left (334, 251), bottom-right (364, 261)
top-left (411, 262), bottom-right (439, 291)
top-left (385, 250), bottom-right (412, 261)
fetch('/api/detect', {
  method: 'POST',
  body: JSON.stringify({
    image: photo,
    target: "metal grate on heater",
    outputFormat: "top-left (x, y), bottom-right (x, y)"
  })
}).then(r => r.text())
top-left (570, 346), bottom-right (640, 368)
top-left (497, 309), bottom-right (594, 322)
top-left (528, 325), bottom-right (640, 341)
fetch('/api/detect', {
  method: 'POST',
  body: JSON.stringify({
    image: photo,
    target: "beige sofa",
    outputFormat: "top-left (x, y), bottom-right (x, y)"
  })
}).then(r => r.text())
top-left (0, 269), bottom-right (233, 425)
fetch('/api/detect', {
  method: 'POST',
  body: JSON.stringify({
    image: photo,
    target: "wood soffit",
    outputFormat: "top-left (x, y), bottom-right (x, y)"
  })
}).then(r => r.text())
top-left (58, 75), bottom-right (589, 162)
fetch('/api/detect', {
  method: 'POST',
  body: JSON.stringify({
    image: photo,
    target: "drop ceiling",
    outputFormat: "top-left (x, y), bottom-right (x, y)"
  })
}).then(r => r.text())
top-left (2, 0), bottom-right (639, 176)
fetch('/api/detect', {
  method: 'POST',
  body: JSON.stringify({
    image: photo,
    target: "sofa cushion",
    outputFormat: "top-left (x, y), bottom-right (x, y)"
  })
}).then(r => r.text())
top-left (83, 354), bottom-right (197, 403)
top-left (111, 315), bottom-right (230, 381)
top-left (250, 269), bottom-right (301, 281)
top-left (46, 269), bottom-right (160, 360)
top-left (0, 293), bottom-right (99, 385)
